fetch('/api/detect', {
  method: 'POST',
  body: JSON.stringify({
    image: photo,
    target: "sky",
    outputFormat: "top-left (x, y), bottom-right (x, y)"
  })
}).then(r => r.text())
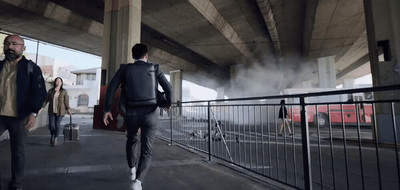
top-left (24, 39), bottom-right (102, 70)
top-left (354, 74), bottom-right (372, 84)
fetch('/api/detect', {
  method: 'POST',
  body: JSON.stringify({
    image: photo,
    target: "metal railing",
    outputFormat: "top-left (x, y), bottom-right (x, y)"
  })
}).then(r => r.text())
top-left (157, 84), bottom-right (400, 190)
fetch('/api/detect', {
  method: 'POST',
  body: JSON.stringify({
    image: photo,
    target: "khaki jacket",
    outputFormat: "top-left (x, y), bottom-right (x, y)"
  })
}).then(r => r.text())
top-left (0, 56), bottom-right (47, 119)
top-left (42, 88), bottom-right (70, 116)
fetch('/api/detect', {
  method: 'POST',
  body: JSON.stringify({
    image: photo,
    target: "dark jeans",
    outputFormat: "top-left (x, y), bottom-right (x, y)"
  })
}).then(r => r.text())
top-left (125, 111), bottom-right (158, 182)
top-left (48, 114), bottom-right (64, 138)
top-left (0, 116), bottom-right (27, 188)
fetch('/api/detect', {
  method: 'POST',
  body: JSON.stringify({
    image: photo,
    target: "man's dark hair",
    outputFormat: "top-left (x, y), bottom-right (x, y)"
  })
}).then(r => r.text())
top-left (132, 43), bottom-right (148, 59)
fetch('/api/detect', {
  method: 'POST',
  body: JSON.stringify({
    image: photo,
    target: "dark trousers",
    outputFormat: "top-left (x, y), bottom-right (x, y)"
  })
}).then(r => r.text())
top-left (48, 114), bottom-right (64, 138)
top-left (125, 111), bottom-right (158, 182)
top-left (0, 116), bottom-right (27, 188)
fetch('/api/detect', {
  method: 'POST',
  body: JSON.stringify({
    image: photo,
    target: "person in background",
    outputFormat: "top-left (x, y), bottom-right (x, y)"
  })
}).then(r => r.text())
top-left (0, 34), bottom-right (46, 190)
top-left (103, 43), bottom-right (172, 190)
top-left (41, 77), bottom-right (72, 147)
top-left (278, 99), bottom-right (293, 136)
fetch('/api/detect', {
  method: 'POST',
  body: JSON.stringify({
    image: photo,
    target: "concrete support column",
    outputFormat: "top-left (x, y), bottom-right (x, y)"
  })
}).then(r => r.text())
top-left (94, 0), bottom-right (141, 130)
top-left (317, 56), bottom-right (336, 88)
top-left (170, 70), bottom-right (182, 114)
top-left (343, 78), bottom-right (354, 88)
top-left (343, 78), bottom-right (355, 101)
top-left (364, 0), bottom-right (400, 142)
top-left (102, 0), bottom-right (141, 84)
top-left (301, 81), bottom-right (312, 88)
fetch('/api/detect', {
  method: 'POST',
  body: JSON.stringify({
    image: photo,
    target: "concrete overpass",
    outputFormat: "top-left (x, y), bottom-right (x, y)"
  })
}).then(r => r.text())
top-left (0, 0), bottom-right (397, 97)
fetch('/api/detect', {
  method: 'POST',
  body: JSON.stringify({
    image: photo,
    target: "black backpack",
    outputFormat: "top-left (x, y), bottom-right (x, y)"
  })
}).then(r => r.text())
top-left (123, 62), bottom-right (158, 107)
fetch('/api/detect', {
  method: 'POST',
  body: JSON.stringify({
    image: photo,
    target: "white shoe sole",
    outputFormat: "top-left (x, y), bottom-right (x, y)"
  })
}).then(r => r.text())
top-left (129, 167), bottom-right (136, 181)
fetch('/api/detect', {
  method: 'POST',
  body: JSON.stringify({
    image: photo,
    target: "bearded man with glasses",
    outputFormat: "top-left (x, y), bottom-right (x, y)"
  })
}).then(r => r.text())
top-left (0, 35), bottom-right (46, 190)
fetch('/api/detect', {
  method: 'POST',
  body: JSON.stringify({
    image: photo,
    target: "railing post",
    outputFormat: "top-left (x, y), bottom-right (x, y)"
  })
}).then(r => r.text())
top-left (300, 96), bottom-right (312, 190)
top-left (169, 105), bottom-right (173, 145)
top-left (208, 101), bottom-right (212, 161)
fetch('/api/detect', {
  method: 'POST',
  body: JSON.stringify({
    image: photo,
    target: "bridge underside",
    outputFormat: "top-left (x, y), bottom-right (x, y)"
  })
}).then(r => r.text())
top-left (0, 0), bottom-right (371, 94)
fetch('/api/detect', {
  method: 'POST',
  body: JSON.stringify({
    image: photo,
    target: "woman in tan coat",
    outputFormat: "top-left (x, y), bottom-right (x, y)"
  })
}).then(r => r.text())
top-left (42, 77), bottom-right (71, 146)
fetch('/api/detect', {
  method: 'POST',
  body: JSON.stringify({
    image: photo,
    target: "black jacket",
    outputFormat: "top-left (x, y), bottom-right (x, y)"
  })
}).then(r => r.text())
top-left (0, 56), bottom-right (47, 119)
top-left (104, 61), bottom-right (172, 116)
top-left (278, 105), bottom-right (288, 119)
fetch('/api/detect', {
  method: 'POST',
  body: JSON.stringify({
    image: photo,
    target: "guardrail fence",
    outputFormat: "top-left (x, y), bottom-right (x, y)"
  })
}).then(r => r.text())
top-left (157, 84), bottom-right (400, 190)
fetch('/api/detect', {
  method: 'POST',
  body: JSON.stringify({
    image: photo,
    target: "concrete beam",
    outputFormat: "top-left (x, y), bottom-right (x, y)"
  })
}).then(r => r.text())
top-left (2, 0), bottom-right (103, 37)
top-left (188, 0), bottom-right (252, 58)
top-left (141, 24), bottom-right (229, 81)
top-left (0, 0), bottom-right (103, 56)
top-left (149, 47), bottom-right (199, 72)
top-left (148, 46), bottom-right (228, 89)
top-left (307, 0), bottom-right (366, 59)
top-left (255, 0), bottom-right (281, 56)
top-left (335, 31), bottom-right (368, 72)
top-left (302, 0), bottom-right (319, 56)
top-left (336, 53), bottom-right (369, 79)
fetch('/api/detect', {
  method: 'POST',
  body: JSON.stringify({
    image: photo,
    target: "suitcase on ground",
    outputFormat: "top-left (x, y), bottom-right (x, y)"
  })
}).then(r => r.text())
top-left (63, 115), bottom-right (80, 141)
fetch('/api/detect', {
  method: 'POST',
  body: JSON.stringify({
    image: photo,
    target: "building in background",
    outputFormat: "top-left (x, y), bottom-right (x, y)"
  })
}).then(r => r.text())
top-left (25, 53), bottom-right (77, 85)
top-left (68, 68), bottom-right (101, 113)
top-left (24, 53), bottom-right (101, 113)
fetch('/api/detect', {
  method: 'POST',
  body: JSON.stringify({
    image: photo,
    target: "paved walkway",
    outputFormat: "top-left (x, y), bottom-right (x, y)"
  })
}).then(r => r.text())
top-left (0, 115), bottom-right (289, 190)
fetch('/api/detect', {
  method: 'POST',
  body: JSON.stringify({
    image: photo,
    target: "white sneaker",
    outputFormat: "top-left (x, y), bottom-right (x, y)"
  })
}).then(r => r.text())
top-left (128, 167), bottom-right (136, 181)
top-left (53, 137), bottom-right (58, 147)
top-left (131, 179), bottom-right (142, 190)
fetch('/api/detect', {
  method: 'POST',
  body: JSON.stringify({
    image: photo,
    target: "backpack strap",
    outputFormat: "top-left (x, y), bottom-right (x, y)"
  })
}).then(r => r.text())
top-left (27, 60), bottom-right (35, 75)
top-left (119, 64), bottom-right (127, 86)
top-left (0, 61), bottom-right (4, 72)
